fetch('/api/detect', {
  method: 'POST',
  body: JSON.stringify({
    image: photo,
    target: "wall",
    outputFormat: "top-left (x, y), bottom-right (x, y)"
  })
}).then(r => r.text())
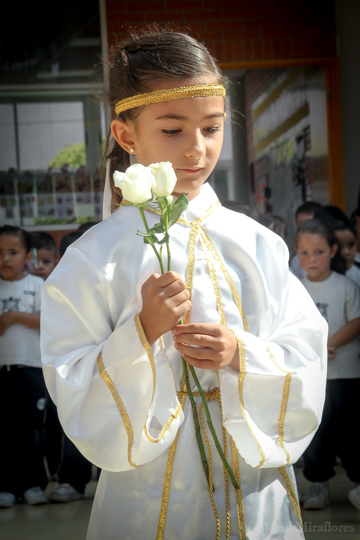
top-left (335, 0), bottom-right (360, 214)
top-left (104, 0), bottom-right (344, 214)
top-left (105, 0), bottom-right (336, 62)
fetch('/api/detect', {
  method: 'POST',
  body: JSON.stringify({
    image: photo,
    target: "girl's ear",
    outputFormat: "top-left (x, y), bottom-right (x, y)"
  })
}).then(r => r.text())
top-left (111, 119), bottom-right (136, 154)
top-left (331, 244), bottom-right (338, 258)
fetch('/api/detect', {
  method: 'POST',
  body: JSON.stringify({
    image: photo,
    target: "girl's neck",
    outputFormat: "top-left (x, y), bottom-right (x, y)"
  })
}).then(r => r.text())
top-left (2, 271), bottom-right (27, 282)
top-left (307, 269), bottom-right (332, 283)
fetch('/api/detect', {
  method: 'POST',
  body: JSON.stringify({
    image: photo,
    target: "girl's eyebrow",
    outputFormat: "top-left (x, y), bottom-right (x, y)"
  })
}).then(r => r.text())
top-left (155, 112), bottom-right (225, 121)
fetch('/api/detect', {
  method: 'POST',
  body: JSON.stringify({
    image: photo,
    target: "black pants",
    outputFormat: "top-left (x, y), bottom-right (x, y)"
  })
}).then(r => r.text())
top-left (0, 366), bottom-right (48, 497)
top-left (45, 393), bottom-right (92, 494)
top-left (303, 378), bottom-right (360, 483)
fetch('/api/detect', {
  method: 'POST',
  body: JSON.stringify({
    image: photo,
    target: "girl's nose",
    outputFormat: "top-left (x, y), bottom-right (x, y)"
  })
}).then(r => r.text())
top-left (184, 131), bottom-right (206, 159)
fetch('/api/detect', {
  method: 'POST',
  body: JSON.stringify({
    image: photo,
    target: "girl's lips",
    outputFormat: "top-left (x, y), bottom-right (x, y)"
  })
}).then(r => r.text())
top-left (178, 168), bottom-right (203, 174)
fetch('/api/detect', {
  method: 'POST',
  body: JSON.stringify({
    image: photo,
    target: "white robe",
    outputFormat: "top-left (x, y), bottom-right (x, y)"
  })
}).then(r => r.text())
top-left (41, 184), bottom-right (327, 540)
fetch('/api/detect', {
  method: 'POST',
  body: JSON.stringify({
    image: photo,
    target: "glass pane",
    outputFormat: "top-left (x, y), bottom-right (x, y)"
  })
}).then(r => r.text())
top-left (0, 104), bottom-right (17, 172)
top-left (17, 102), bottom-right (85, 171)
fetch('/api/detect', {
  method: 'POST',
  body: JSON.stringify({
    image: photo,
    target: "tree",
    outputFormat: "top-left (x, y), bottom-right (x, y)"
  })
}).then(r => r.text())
top-left (48, 142), bottom-right (86, 168)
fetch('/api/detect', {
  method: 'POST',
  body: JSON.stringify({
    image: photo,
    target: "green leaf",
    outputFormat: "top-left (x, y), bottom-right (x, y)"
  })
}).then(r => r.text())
top-left (143, 201), bottom-right (161, 215)
top-left (168, 193), bottom-right (189, 227)
top-left (142, 232), bottom-right (169, 246)
top-left (120, 200), bottom-right (135, 207)
top-left (136, 223), bottom-right (165, 238)
top-left (151, 223), bottom-right (166, 234)
top-left (154, 232), bottom-right (169, 244)
top-left (137, 230), bottom-right (152, 238)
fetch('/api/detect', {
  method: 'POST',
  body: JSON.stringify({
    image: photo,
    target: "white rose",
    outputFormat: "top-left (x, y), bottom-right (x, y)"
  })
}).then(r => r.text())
top-left (150, 162), bottom-right (177, 198)
top-left (113, 164), bottom-right (154, 205)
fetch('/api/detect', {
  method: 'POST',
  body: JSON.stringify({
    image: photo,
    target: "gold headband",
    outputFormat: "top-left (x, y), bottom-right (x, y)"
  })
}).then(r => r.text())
top-left (115, 84), bottom-right (226, 115)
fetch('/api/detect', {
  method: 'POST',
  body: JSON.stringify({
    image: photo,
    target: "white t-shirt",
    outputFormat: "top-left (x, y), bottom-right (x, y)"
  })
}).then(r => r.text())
top-left (302, 272), bottom-right (360, 379)
top-left (0, 274), bottom-right (43, 367)
top-left (346, 264), bottom-right (360, 288)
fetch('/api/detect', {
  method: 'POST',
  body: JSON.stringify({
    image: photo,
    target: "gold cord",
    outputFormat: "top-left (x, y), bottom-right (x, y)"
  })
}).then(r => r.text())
top-left (115, 84), bottom-right (226, 115)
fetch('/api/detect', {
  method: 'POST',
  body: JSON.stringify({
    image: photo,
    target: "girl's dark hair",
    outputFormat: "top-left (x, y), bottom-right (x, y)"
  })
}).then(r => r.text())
top-left (259, 212), bottom-right (287, 238)
top-left (295, 201), bottom-right (322, 218)
top-left (30, 231), bottom-right (57, 255)
top-left (102, 26), bottom-right (226, 210)
top-left (0, 225), bottom-right (31, 253)
top-left (314, 205), bottom-right (357, 237)
top-left (295, 218), bottom-right (346, 275)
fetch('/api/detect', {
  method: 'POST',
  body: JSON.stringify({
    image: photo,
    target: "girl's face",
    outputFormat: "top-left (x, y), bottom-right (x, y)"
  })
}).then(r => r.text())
top-left (296, 232), bottom-right (337, 282)
top-left (112, 78), bottom-right (226, 201)
top-left (335, 229), bottom-right (357, 270)
top-left (0, 234), bottom-right (31, 281)
top-left (30, 248), bottom-right (58, 281)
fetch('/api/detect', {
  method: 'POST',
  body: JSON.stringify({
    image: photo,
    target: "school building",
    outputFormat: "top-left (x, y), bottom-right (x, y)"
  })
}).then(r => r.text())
top-left (0, 0), bottom-right (359, 251)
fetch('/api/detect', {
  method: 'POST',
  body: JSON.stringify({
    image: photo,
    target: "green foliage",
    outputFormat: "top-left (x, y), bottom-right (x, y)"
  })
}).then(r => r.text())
top-left (48, 142), bottom-right (86, 168)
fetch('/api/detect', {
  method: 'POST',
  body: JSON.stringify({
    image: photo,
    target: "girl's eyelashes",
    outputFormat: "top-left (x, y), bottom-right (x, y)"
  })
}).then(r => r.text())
top-left (205, 126), bottom-right (221, 133)
top-left (162, 129), bottom-right (180, 136)
top-left (161, 126), bottom-right (222, 136)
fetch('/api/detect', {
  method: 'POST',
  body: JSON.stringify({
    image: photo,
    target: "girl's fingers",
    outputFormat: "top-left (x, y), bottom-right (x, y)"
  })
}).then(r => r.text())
top-left (174, 332), bottom-right (216, 349)
top-left (173, 323), bottom-right (219, 336)
top-left (141, 272), bottom-right (161, 289)
top-left (142, 271), bottom-right (188, 299)
top-left (174, 341), bottom-right (213, 359)
top-left (173, 323), bottom-right (239, 370)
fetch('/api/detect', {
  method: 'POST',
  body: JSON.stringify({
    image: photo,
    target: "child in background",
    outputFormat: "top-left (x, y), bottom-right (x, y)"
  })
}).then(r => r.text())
top-left (29, 232), bottom-right (60, 477)
top-left (59, 230), bottom-right (83, 257)
top-left (350, 188), bottom-right (360, 267)
top-left (290, 201), bottom-right (322, 280)
top-left (295, 219), bottom-right (360, 510)
top-left (29, 229), bottom-right (93, 503)
top-left (29, 231), bottom-right (58, 281)
top-left (335, 220), bottom-right (360, 288)
top-left (259, 212), bottom-right (287, 240)
top-left (40, 27), bottom-right (327, 539)
top-left (0, 225), bottom-right (48, 508)
top-left (350, 209), bottom-right (360, 268)
top-left (314, 205), bottom-right (360, 288)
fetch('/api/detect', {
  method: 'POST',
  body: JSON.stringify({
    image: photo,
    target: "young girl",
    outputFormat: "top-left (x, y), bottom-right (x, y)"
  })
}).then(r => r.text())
top-left (41, 28), bottom-right (328, 539)
top-left (314, 205), bottom-right (360, 287)
top-left (295, 219), bottom-right (360, 511)
top-left (335, 220), bottom-right (360, 287)
top-left (0, 226), bottom-right (48, 508)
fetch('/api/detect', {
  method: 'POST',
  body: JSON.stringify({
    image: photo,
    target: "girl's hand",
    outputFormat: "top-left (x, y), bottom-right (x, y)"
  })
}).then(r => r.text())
top-left (172, 323), bottom-right (239, 371)
top-left (328, 345), bottom-right (336, 360)
top-left (140, 271), bottom-right (191, 345)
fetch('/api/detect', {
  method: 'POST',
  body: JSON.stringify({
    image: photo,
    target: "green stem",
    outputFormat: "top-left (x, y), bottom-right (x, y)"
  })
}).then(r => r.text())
top-left (182, 357), bottom-right (211, 489)
top-left (140, 199), bottom-right (231, 490)
top-left (188, 364), bottom-right (239, 490)
top-left (139, 206), bottom-right (164, 274)
top-left (165, 206), bottom-right (171, 271)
